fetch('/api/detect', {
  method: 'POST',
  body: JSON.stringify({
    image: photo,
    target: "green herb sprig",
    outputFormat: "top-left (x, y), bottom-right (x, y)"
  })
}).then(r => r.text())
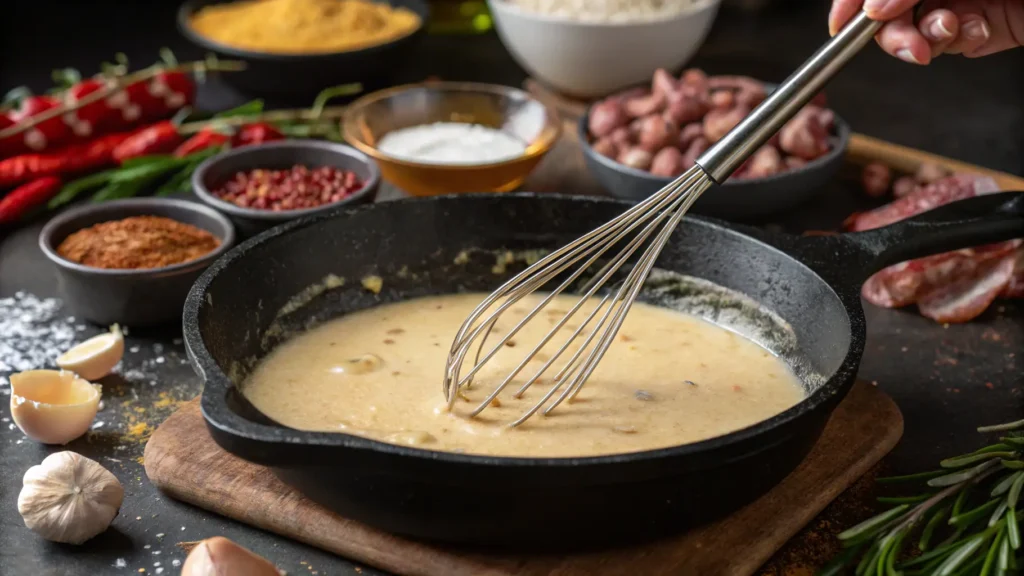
top-left (47, 83), bottom-right (362, 210)
top-left (821, 420), bottom-right (1024, 576)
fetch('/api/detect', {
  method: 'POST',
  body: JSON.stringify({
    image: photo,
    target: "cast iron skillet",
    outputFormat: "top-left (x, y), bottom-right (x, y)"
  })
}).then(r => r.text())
top-left (184, 191), bottom-right (1024, 549)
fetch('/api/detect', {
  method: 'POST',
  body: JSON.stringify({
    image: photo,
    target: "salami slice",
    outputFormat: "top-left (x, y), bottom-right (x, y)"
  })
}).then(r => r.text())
top-left (1002, 247), bottom-right (1024, 299)
top-left (861, 241), bottom-right (1022, 308)
top-left (916, 255), bottom-right (1016, 323)
top-left (846, 174), bottom-right (1001, 232)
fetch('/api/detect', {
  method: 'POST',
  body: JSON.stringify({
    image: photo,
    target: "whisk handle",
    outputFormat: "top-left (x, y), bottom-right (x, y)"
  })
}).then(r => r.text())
top-left (695, 11), bottom-right (882, 183)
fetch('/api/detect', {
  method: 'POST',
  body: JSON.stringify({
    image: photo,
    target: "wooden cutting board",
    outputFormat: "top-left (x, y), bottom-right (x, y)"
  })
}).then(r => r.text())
top-left (144, 380), bottom-right (902, 576)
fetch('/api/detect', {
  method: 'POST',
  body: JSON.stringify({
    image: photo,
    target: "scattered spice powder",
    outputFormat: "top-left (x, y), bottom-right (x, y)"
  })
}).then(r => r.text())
top-left (56, 216), bottom-right (220, 270)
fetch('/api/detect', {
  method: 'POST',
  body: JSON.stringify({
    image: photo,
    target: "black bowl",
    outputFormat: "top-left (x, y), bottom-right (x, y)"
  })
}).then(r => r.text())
top-left (579, 108), bottom-right (851, 222)
top-left (40, 198), bottom-right (236, 327)
top-left (191, 140), bottom-right (381, 238)
top-left (177, 0), bottom-right (430, 101)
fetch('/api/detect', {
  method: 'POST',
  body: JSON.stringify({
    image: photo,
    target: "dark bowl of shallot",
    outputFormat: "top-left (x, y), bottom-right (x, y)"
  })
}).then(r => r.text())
top-left (579, 70), bottom-right (851, 221)
top-left (191, 140), bottom-right (381, 237)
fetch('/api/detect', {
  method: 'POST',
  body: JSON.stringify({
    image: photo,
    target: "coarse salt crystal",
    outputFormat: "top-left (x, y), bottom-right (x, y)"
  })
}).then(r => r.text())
top-left (114, 558), bottom-right (127, 568)
top-left (171, 560), bottom-right (181, 567)
top-left (0, 293), bottom-right (79, 372)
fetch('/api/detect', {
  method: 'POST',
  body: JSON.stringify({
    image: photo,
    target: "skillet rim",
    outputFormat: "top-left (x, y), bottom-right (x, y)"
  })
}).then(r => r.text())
top-left (186, 191), bottom-right (866, 468)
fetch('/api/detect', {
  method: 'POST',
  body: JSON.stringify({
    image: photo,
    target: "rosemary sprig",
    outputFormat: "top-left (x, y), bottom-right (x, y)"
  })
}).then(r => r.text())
top-left (47, 82), bottom-right (361, 209)
top-left (823, 423), bottom-right (1024, 575)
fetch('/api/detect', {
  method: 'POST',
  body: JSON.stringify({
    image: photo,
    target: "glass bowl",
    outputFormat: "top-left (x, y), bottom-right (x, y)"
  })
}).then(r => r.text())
top-left (342, 81), bottom-right (561, 196)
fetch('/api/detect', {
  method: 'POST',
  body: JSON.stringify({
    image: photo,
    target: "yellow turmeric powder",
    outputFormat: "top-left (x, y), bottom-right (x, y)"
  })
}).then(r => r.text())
top-left (189, 0), bottom-right (421, 54)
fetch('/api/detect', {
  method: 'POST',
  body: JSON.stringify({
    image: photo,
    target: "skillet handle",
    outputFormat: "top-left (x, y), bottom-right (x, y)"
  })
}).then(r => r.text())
top-left (843, 191), bottom-right (1024, 279)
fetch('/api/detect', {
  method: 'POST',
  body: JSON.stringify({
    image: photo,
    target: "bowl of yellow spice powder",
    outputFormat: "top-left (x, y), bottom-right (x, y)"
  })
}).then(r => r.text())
top-left (179, 0), bottom-right (429, 98)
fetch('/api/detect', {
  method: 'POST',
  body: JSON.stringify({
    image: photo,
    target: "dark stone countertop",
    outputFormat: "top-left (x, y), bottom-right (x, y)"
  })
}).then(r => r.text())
top-left (1, 2), bottom-right (1022, 575)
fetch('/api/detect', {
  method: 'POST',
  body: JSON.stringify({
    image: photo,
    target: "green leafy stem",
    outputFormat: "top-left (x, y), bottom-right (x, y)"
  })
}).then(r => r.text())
top-left (821, 420), bottom-right (1024, 576)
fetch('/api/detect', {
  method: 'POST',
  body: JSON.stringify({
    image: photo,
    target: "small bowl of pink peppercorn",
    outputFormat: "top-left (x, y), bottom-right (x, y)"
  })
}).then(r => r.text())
top-left (192, 140), bottom-right (381, 237)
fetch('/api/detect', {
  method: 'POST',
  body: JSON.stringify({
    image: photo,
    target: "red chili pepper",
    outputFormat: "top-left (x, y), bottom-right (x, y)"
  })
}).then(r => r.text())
top-left (0, 112), bottom-right (29, 158)
top-left (7, 95), bottom-right (72, 153)
top-left (0, 176), bottom-right (62, 224)
top-left (143, 71), bottom-right (195, 120)
top-left (112, 121), bottom-right (182, 163)
top-left (63, 132), bottom-right (135, 172)
top-left (232, 122), bottom-right (285, 147)
top-left (173, 128), bottom-right (229, 157)
top-left (105, 81), bottom-right (148, 130)
top-left (0, 131), bottom-right (133, 188)
top-left (0, 154), bottom-right (65, 188)
top-left (63, 77), bottom-right (119, 139)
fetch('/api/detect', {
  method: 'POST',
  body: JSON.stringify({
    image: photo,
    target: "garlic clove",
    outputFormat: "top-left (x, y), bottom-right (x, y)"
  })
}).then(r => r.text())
top-left (56, 324), bottom-right (124, 381)
top-left (18, 451), bottom-right (124, 544)
top-left (10, 370), bottom-right (101, 445)
top-left (181, 537), bottom-right (283, 576)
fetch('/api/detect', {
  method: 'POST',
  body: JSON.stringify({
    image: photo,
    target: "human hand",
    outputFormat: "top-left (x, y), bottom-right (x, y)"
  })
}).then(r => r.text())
top-left (829, 0), bottom-right (1024, 64)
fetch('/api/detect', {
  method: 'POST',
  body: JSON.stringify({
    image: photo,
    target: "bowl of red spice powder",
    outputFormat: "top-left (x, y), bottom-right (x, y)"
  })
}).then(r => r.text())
top-left (191, 140), bottom-right (381, 237)
top-left (39, 198), bottom-right (236, 326)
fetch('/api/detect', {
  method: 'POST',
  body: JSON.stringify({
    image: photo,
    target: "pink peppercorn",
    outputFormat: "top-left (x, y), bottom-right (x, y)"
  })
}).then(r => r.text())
top-left (211, 165), bottom-right (364, 211)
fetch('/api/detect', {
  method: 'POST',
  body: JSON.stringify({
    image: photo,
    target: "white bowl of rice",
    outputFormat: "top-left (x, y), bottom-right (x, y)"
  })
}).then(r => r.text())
top-left (488, 0), bottom-right (721, 98)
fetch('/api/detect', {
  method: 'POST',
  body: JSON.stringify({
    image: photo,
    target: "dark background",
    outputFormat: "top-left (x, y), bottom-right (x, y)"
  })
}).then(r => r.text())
top-left (2, 1), bottom-right (1022, 174)
top-left (1, 1), bottom-right (1023, 575)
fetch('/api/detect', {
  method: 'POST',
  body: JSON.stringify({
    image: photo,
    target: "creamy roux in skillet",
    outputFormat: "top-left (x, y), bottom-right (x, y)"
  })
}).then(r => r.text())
top-left (243, 293), bottom-right (805, 457)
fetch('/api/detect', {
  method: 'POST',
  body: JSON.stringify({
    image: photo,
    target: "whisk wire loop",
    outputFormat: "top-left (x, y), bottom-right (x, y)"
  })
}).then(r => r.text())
top-left (456, 170), bottom-right (705, 414)
top-left (443, 167), bottom-right (712, 425)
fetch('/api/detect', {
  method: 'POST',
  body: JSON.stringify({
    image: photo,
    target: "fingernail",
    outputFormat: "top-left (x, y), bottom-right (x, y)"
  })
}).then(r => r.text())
top-left (927, 18), bottom-right (953, 40)
top-left (896, 49), bottom-right (922, 64)
top-left (864, 0), bottom-right (891, 14)
top-left (962, 20), bottom-right (990, 41)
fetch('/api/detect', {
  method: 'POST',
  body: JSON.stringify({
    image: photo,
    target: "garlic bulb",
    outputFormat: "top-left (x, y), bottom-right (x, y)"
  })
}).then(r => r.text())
top-left (182, 537), bottom-right (283, 576)
top-left (18, 451), bottom-right (124, 544)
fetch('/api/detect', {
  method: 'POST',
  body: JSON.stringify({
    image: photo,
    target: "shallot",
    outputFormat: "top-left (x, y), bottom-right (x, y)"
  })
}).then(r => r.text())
top-left (586, 67), bottom-right (837, 180)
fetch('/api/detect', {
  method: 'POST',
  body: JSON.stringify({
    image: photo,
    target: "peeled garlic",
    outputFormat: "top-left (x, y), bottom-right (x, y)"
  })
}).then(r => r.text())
top-left (10, 370), bottom-right (101, 444)
top-left (18, 451), bottom-right (124, 544)
top-left (182, 537), bottom-right (283, 576)
top-left (56, 324), bottom-right (124, 380)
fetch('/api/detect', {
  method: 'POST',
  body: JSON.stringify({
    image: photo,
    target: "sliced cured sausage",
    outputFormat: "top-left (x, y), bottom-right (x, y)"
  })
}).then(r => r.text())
top-left (917, 256), bottom-right (1016, 323)
top-left (846, 174), bottom-right (1001, 232)
top-left (861, 241), bottom-right (1021, 308)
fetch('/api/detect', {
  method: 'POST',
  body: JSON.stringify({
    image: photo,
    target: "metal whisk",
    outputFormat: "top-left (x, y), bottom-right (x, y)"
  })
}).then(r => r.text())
top-left (443, 12), bottom-right (884, 426)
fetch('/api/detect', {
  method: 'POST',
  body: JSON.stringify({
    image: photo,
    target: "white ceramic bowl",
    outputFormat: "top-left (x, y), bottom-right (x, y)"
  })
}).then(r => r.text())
top-left (488, 0), bottom-right (721, 98)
